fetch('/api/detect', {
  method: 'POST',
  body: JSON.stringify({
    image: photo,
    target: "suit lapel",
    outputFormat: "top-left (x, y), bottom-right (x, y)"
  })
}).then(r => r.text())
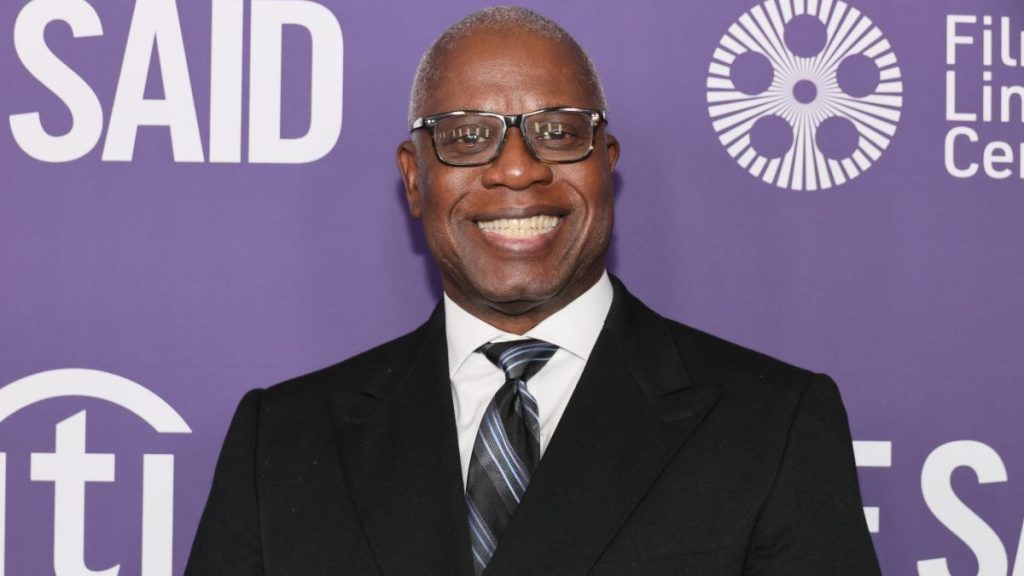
top-left (485, 280), bottom-right (721, 575)
top-left (329, 307), bottom-right (474, 576)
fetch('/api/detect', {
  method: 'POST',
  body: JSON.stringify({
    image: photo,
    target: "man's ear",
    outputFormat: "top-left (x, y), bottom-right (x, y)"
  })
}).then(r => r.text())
top-left (604, 132), bottom-right (620, 173)
top-left (396, 140), bottom-right (423, 218)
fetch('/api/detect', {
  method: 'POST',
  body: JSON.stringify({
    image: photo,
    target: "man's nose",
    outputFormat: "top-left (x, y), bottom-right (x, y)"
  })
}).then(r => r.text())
top-left (480, 128), bottom-right (553, 190)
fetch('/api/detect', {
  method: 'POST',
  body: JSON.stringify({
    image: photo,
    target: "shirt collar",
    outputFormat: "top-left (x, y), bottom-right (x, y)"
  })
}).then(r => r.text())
top-left (444, 271), bottom-right (614, 376)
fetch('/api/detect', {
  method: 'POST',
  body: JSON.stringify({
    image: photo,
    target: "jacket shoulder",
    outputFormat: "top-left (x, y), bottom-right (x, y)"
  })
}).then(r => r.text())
top-left (616, 282), bottom-right (823, 402)
top-left (258, 309), bottom-right (442, 411)
top-left (669, 318), bottom-right (817, 386)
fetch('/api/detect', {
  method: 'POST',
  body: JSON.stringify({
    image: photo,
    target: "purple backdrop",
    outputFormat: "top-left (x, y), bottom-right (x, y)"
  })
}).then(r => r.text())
top-left (2, 0), bottom-right (1023, 574)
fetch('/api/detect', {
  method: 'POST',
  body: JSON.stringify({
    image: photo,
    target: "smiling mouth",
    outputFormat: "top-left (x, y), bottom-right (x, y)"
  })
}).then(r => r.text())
top-left (476, 215), bottom-right (562, 239)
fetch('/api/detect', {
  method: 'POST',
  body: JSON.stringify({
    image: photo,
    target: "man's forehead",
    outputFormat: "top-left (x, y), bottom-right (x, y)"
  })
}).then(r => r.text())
top-left (424, 30), bottom-right (598, 114)
top-left (437, 31), bottom-right (583, 81)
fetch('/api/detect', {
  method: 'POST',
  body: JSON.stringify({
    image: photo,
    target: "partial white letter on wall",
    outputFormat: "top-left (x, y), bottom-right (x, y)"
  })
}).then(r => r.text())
top-left (249, 0), bottom-right (343, 164)
top-left (10, 0), bottom-right (104, 163)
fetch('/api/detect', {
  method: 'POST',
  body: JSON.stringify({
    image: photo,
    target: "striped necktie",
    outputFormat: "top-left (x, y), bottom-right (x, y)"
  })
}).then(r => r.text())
top-left (466, 339), bottom-right (558, 575)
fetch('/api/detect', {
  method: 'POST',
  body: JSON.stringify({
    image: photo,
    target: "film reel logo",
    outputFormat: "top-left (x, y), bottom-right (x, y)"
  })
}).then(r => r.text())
top-left (707, 0), bottom-right (902, 190)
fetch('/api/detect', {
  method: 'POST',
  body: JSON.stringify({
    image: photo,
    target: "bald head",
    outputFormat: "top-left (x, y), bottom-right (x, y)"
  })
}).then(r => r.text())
top-left (407, 6), bottom-right (607, 124)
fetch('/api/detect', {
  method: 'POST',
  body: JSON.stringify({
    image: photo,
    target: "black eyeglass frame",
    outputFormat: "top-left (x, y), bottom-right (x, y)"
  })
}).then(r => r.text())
top-left (409, 107), bottom-right (607, 167)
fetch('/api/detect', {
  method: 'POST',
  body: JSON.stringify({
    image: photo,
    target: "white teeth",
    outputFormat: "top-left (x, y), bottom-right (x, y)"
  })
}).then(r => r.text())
top-left (477, 215), bottom-right (561, 238)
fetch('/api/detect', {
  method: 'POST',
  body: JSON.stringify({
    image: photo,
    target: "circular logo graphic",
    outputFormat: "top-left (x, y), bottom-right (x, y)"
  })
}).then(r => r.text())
top-left (707, 0), bottom-right (902, 190)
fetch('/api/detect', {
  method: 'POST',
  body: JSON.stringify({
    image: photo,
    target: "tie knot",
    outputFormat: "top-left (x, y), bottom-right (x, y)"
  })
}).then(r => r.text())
top-left (480, 339), bottom-right (558, 383)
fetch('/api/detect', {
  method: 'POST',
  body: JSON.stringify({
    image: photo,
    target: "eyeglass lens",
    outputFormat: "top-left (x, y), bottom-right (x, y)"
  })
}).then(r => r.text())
top-left (432, 110), bottom-right (594, 165)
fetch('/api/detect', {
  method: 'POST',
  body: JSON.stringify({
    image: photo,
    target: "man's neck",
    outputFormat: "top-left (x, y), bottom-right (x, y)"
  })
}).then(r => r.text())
top-left (443, 271), bottom-right (606, 335)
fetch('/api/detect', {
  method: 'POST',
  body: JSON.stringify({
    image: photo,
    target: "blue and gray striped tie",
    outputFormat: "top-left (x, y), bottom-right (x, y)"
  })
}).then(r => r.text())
top-left (466, 338), bottom-right (558, 574)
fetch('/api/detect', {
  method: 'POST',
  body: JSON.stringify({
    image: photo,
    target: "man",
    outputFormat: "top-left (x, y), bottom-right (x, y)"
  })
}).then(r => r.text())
top-left (187, 7), bottom-right (880, 575)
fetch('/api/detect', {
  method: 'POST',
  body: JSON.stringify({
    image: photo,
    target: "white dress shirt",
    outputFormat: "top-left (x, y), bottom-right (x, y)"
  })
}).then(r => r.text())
top-left (444, 272), bottom-right (614, 486)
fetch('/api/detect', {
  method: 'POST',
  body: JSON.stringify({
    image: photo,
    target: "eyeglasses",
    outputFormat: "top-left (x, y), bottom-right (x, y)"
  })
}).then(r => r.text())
top-left (410, 107), bottom-right (607, 167)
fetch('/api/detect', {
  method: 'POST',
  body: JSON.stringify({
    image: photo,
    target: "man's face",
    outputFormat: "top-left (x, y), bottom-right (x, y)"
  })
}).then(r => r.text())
top-left (397, 30), bottom-right (619, 332)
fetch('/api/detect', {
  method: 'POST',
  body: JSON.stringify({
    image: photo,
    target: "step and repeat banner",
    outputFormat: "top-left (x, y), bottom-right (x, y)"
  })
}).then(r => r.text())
top-left (2, 0), bottom-right (1022, 574)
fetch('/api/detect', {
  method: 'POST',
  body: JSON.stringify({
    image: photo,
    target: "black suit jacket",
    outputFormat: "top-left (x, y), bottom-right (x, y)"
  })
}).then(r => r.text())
top-left (186, 279), bottom-right (880, 575)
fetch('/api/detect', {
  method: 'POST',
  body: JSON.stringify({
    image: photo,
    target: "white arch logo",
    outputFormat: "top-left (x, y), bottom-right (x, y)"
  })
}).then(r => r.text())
top-left (0, 369), bottom-right (191, 576)
top-left (707, 0), bottom-right (903, 190)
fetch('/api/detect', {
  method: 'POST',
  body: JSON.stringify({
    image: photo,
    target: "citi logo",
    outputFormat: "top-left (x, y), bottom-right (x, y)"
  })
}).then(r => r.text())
top-left (0, 369), bottom-right (191, 576)
top-left (707, 0), bottom-right (903, 190)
